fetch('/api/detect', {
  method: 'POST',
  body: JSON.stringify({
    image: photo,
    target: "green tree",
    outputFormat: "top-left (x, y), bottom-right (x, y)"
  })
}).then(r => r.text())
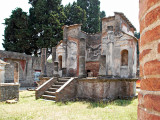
top-left (100, 11), bottom-right (106, 31)
top-left (77, 0), bottom-right (103, 33)
top-left (134, 32), bottom-right (140, 65)
top-left (28, 0), bottom-right (66, 56)
top-left (3, 8), bottom-right (32, 55)
top-left (64, 2), bottom-right (86, 26)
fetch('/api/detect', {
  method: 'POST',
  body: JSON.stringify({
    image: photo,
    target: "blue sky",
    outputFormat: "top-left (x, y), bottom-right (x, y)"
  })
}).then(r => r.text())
top-left (0, 0), bottom-right (139, 50)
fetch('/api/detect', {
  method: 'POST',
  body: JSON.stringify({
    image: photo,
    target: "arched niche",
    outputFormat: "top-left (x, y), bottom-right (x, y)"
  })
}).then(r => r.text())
top-left (121, 49), bottom-right (128, 66)
top-left (58, 55), bottom-right (62, 70)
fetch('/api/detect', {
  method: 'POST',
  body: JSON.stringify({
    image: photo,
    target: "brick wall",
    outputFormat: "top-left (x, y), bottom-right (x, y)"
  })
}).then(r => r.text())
top-left (138, 0), bottom-right (160, 119)
top-left (86, 62), bottom-right (99, 77)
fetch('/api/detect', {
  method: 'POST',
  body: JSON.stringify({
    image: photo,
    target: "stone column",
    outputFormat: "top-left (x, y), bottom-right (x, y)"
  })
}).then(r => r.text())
top-left (106, 36), bottom-right (114, 77)
top-left (53, 62), bottom-right (59, 77)
top-left (98, 55), bottom-right (106, 77)
top-left (79, 38), bottom-right (86, 78)
top-left (138, 1), bottom-right (160, 119)
top-left (52, 47), bottom-right (56, 63)
top-left (14, 62), bottom-right (19, 83)
top-left (52, 47), bottom-right (56, 76)
top-left (41, 48), bottom-right (47, 77)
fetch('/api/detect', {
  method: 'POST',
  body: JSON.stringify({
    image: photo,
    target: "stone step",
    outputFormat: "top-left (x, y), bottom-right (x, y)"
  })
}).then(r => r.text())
top-left (58, 79), bottom-right (68, 82)
top-left (58, 78), bottom-right (70, 81)
top-left (48, 88), bottom-right (57, 92)
top-left (39, 99), bottom-right (56, 102)
top-left (52, 85), bottom-right (62, 88)
top-left (44, 91), bottom-right (56, 96)
top-left (55, 82), bottom-right (65, 85)
top-left (42, 95), bottom-right (56, 101)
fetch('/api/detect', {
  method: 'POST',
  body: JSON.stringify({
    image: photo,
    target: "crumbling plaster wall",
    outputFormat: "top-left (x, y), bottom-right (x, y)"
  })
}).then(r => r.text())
top-left (100, 13), bottom-right (137, 78)
top-left (63, 25), bottom-right (82, 77)
top-left (0, 50), bottom-right (42, 86)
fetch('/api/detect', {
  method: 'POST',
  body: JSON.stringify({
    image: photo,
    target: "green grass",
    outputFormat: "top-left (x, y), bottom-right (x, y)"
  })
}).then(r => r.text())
top-left (0, 91), bottom-right (138, 120)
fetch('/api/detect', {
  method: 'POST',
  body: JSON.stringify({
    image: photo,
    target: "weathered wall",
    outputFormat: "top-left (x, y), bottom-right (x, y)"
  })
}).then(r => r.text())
top-left (138, 0), bottom-right (160, 119)
top-left (86, 62), bottom-right (99, 77)
top-left (0, 83), bottom-right (19, 101)
top-left (0, 50), bottom-right (50, 87)
top-left (86, 34), bottom-right (101, 61)
top-left (77, 78), bottom-right (136, 101)
top-left (46, 62), bottom-right (54, 77)
top-left (101, 13), bottom-right (137, 78)
top-left (62, 25), bottom-right (82, 77)
top-left (59, 13), bottom-right (137, 78)
top-left (0, 61), bottom-right (7, 83)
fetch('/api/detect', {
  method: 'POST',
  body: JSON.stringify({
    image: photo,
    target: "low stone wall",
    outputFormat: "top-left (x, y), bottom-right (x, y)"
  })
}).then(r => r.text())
top-left (0, 83), bottom-right (19, 102)
top-left (77, 78), bottom-right (137, 101)
top-left (56, 78), bottom-right (77, 102)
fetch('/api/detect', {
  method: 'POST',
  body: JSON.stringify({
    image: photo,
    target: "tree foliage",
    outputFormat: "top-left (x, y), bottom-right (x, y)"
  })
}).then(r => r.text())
top-left (28, 0), bottom-right (66, 56)
top-left (3, 0), bottom-right (105, 56)
top-left (77, 0), bottom-right (105, 33)
top-left (134, 32), bottom-right (140, 61)
top-left (64, 2), bottom-right (86, 26)
top-left (3, 8), bottom-right (32, 54)
top-left (100, 11), bottom-right (106, 31)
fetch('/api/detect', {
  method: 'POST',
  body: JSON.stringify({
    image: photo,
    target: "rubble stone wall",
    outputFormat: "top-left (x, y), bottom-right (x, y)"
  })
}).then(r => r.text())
top-left (0, 83), bottom-right (19, 101)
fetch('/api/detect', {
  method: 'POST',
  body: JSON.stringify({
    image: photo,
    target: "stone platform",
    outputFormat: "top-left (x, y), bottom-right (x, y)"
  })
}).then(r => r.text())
top-left (77, 77), bottom-right (137, 101)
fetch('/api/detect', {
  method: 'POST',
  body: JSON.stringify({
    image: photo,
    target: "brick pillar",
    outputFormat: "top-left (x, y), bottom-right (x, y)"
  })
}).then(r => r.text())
top-left (14, 62), bottom-right (19, 83)
top-left (138, 0), bottom-right (160, 119)
top-left (41, 48), bottom-right (47, 77)
top-left (79, 38), bottom-right (86, 78)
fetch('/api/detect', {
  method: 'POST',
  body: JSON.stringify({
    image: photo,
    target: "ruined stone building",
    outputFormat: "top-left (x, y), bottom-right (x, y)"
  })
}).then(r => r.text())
top-left (0, 12), bottom-right (139, 102)
top-left (36, 12), bottom-right (138, 102)
top-left (0, 50), bottom-right (53, 86)
top-left (54, 12), bottom-right (137, 78)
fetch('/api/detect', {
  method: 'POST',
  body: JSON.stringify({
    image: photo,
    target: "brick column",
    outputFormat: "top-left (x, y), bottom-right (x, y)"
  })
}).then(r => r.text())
top-left (41, 48), bottom-right (47, 77)
top-left (138, 0), bottom-right (160, 119)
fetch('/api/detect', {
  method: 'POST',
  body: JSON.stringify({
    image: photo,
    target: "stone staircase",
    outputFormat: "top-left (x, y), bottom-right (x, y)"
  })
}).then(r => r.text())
top-left (41, 77), bottom-right (70, 101)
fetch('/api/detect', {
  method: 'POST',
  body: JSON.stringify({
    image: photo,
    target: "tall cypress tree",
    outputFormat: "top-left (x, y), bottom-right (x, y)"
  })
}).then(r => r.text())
top-left (77, 0), bottom-right (103, 33)
top-left (3, 8), bottom-right (32, 55)
top-left (64, 2), bottom-right (86, 26)
top-left (28, 0), bottom-right (66, 56)
top-left (100, 11), bottom-right (106, 31)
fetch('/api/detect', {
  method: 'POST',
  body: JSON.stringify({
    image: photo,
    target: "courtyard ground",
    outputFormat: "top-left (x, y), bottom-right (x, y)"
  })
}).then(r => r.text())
top-left (0, 90), bottom-right (138, 120)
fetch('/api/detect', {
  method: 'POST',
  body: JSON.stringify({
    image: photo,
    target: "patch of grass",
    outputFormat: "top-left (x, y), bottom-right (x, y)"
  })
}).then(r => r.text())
top-left (0, 91), bottom-right (138, 120)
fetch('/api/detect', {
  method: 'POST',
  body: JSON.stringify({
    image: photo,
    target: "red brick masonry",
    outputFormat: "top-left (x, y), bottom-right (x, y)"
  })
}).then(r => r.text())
top-left (138, 0), bottom-right (160, 119)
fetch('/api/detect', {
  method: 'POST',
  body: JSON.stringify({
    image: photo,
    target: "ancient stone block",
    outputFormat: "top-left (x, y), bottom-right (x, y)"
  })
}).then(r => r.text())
top-left (0, 83), bottom-right (19, 102)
